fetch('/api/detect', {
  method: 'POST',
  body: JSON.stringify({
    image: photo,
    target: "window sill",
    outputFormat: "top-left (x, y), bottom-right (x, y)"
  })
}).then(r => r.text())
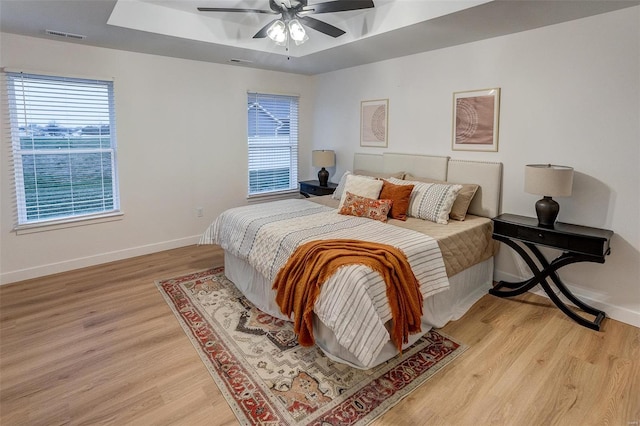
top-left (13, 211), bottom-right (124, 235)
top-left (247, 190), bottom-right (300, 204)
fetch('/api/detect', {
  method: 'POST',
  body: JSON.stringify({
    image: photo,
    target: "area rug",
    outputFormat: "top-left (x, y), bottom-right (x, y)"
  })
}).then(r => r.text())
top-left (156, 267), bottom-right (467, 425)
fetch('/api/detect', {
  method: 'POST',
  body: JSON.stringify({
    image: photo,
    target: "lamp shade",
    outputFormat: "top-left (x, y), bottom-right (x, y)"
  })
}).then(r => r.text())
top-left (525, 164), bottom-right (574, 197)
top-left (312, 150), bottom-right (335, 168)
top-left (288, 19), bottom-right (308, 45)
top-left (266, 20), bottom-right (287, 45)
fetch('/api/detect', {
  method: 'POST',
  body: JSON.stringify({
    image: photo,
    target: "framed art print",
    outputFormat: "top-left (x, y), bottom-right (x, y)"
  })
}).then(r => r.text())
top-left (360, 99), bottom-right (388, 148)
top-left (452, 88), bottom-right (500, 152)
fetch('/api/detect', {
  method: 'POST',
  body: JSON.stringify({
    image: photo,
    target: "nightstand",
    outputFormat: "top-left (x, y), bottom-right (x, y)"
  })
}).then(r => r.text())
top-left (490, 213), bottom-right (613, 331)
top-left (299, 180), bottom-right (337, 198)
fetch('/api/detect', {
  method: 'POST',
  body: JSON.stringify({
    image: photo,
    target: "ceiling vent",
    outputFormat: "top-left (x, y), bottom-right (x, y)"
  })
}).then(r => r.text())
top-left (45, 30), bottom-right (86, 40)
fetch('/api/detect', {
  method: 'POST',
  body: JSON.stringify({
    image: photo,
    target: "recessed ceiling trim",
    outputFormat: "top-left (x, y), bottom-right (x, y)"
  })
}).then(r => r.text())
top-left (109, 0), bottom-right (492, 59)
top-left (1, 0), bottom-right (635, 75)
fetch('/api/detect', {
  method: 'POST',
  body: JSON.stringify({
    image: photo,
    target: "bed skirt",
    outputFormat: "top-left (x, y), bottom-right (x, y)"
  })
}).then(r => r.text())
top-left (224, 251), bottom-right (493, 369)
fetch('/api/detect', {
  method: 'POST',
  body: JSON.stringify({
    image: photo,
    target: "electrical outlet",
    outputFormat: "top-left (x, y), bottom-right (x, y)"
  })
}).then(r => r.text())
top-left (196, 207), bottom-right (204, 217)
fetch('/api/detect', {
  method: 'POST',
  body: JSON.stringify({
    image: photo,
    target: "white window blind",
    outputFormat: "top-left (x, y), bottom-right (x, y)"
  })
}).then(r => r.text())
top-left (5, 71), bottom-right (120, 226)
top-left (247, 92), bottom-right (299, 196)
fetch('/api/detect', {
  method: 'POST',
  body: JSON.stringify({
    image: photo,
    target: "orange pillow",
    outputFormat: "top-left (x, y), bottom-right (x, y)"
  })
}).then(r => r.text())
top-left (380, 180), bottom-right (414, 221)
top-left (339, 192), bottom-right (393, 222)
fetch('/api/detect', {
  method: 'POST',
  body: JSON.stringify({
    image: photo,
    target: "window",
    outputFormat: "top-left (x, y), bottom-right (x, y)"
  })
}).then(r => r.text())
top-left (5, 71), bottom-right (120, 227)
top-left (247, 92), bottom-right (299, 196)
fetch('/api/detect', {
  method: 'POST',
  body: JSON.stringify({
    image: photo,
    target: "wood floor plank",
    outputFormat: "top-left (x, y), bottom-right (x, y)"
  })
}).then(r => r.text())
top-left (1, 245), bottom-right (638, 425)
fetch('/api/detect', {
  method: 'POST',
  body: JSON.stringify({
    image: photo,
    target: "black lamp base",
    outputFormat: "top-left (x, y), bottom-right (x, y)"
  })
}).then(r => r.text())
top-left (318, 167), bottom-right (329, 187)
top-left (535, 196), bottom-right (559, 228)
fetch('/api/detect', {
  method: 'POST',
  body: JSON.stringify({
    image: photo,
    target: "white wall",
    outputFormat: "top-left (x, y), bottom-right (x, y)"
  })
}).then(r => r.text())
top-left (2, 8), bottom-right (638, 327)
top-left (0, 33), bottom-right (315, 283)
top-left (310, 7), bottom-right (640, 327)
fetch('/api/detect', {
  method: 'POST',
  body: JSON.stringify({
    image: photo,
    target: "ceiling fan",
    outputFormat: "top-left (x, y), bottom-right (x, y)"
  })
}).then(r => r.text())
top-left (198, 0), bottom-right (375, 45)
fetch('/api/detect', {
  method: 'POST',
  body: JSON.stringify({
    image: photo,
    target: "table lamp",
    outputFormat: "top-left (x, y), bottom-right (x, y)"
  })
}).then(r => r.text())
top-left (525, 164), bottom-right (574, 227)
top-left (312, 150), bottom-right (335, 187)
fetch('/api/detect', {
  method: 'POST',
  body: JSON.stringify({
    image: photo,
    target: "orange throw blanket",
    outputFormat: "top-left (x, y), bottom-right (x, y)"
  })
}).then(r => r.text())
top-left (273, 239), bottom-right (423, 352)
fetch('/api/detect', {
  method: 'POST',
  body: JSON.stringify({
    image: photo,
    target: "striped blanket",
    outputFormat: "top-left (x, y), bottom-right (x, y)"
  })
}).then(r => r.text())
top-left (200, 199), bottom-right (449, 367)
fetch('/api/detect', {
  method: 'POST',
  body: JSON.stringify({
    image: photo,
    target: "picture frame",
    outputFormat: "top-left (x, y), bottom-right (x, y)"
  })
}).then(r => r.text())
top-left (452, 88), bottom-right (500, 152)
top-left (360, 99), bottom-right (388, 148)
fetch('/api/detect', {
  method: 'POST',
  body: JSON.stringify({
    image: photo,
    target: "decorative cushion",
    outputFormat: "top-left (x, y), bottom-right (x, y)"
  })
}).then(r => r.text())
top-left (404, 174), bottom-right (479, 221)
top-left (339, 192), bottom-right (393, 222)
top-left (332, 171), bottom-right (352, 200)
top-left (379, 179), bottom-right (414, 221)
top-left (387, 177), bottom-right (462, 224)
top-left (339, 174), bottom-right (384, 208)
top-left (333, 170), bottom-right (404, 200)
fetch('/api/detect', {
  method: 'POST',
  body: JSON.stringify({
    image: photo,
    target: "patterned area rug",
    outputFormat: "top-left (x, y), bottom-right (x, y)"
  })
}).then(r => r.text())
top-left (156, 267), bottom-right (467, 425)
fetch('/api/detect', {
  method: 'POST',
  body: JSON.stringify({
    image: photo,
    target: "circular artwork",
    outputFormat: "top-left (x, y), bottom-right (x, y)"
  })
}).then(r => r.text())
top-left (455, 99), bottom-right (479, 143)
top-left (361, 101), bottom-right (388, 147)
top-left (370, 105), bottom-right (386, 141)
top-left (454, 94), bottom-right (495, 146)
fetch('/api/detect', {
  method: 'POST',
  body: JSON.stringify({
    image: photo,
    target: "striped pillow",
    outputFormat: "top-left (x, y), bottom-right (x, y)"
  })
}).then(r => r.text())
top-left (387, 177), bottom-right (462, 224)
top-left (403, 174), bottom-right (479, 221)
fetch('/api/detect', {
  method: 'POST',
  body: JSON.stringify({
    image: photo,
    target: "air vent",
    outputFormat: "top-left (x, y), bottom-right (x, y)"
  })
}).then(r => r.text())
top-left (229, 58), bottom-right (253, 64)
top-left (45, 30), bottom-right (86, 40)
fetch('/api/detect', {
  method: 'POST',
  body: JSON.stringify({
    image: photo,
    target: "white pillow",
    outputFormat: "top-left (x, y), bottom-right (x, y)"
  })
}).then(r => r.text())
top-left (332, 171), bottom-right (352, 200)
top-left (339, 174), bottom-right (384, 208)
top-left (332, 171), bottom-right (379, 200)
top-left (387, 177), bottom-right (462, 224)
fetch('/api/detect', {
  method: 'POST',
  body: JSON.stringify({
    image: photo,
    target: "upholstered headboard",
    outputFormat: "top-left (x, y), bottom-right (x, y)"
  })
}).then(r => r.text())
top-left (353, 152), bottom-right (503, 218)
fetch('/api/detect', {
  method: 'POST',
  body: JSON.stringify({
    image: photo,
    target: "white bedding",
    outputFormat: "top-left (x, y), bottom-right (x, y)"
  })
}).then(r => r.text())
top-left (224, 251), bottom-right (493, 368)
top-left (200, 198), bottom-right (450, 368)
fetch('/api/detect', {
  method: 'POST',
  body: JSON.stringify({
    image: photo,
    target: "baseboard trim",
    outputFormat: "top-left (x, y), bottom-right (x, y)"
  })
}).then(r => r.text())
top-left (1, 236), bottom-right (201, 285)
top-left (494, 270), bottom-right (640, 329)
top-left (5, 252), bottom-right (638, 329)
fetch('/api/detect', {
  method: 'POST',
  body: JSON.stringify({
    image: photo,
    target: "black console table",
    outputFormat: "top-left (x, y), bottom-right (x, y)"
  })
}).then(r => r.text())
top-left (490, 213), bottom-right (613, 331)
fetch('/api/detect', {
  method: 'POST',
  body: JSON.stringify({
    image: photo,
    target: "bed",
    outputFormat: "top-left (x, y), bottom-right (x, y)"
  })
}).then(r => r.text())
top-left (200, 153), bottom-right (502, 369)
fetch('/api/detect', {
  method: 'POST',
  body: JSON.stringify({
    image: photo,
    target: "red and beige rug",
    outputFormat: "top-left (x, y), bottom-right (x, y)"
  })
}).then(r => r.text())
top-left (156, 267), bottom-right (466, 425)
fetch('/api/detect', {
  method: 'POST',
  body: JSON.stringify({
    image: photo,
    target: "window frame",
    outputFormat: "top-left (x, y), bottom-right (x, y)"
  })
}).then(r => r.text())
top-left (246, 91), bottom-right (299, 199)
top-left (4, 70), bottom-right (122, 232)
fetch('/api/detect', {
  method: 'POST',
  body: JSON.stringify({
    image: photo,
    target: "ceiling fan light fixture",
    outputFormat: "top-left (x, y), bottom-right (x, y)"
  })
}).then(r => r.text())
top-left (199, 0), bottom-right (375, 45)
top-left (267, 19), bottom-right (287, 45)
top-left (288, 19), bottom-right (308, 45)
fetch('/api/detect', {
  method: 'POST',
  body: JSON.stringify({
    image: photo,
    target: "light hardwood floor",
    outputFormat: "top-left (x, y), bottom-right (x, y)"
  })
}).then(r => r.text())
top-left (1, 245), bottom-right (638, 425)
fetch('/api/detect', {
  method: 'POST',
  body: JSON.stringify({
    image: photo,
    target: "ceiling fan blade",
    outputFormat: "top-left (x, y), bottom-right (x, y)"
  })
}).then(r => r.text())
top-left (305, 0), bottom-right (374, 14)
top-left (253, 19), bottom-right (279, 38)
top-left (197, 7), bottom-right (276, 14)
top-left (298, 15), bottom-right (345, 38)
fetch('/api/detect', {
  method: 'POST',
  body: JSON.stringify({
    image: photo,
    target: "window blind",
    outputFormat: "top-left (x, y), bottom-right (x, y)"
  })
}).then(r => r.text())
top-left (5, 71), bottom-right (120, 226)
top-left (247, 92), bottom-right (299, 196)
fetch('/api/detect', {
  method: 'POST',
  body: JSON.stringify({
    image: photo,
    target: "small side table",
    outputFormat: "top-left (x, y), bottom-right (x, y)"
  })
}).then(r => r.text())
top-left (299, 180), bottom-right (337, 198)
top-left (490, 213), bottom-right (613, 331)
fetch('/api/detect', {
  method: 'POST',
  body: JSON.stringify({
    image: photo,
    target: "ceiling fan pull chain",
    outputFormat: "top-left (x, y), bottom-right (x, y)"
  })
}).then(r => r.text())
top-left (286, 36), bottom-right (290, 60)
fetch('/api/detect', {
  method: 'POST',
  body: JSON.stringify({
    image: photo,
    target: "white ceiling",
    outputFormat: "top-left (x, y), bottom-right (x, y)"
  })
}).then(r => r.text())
top-left (1, 0), bottom-right (638, 75)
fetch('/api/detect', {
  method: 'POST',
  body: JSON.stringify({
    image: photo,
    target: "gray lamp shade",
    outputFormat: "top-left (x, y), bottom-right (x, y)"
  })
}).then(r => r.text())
top-left (525, 164), bottom-right (573, 227)
top-left (312, 150), bottom-right (335, 168)
top-left (525, 164), bottom-right (574, 197)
